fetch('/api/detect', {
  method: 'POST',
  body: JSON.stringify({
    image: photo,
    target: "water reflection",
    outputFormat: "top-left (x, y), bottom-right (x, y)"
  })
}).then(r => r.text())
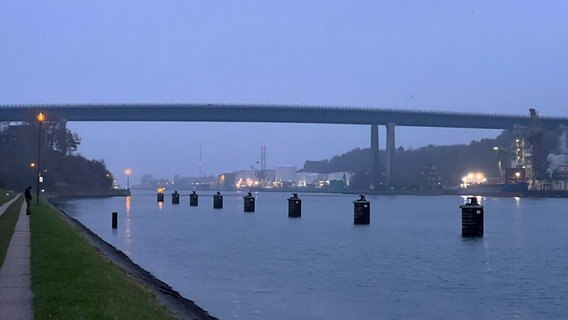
top-left (125, 196), bottom-right (131, 213)
top-left (61, 192), bottom-right (568, 320)
top-left (125, 196), bottom-right (132, 254)
top-left (514, 196), bottom-right (521, 209)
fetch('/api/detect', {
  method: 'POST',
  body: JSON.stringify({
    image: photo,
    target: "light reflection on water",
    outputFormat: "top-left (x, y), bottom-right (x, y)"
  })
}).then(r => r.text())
top-left (58, 191), bottom-right (568, 320)
top-left (124, 196), bottom-right (132, 254)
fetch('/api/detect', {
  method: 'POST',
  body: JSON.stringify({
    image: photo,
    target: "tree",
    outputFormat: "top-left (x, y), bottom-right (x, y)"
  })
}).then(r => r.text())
top-left (0, 121), bottom-right (112, 192)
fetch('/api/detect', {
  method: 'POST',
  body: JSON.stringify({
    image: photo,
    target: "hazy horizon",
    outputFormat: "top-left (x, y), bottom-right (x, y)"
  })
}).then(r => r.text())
top-left (2, 1), bottom-right (567, 185)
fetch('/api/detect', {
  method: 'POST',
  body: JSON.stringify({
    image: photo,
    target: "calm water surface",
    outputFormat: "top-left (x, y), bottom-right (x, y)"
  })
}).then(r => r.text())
top-left (57, 191), bottom-right (568, 320)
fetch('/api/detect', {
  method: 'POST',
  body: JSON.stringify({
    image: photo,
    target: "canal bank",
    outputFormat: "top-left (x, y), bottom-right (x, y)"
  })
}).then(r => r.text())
top-left (32, 200), bottom-right (216, 320)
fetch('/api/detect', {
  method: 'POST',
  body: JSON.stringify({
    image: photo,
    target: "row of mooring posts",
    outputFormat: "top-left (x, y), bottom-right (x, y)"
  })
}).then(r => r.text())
top-left (153, 191), bottom-right (371, 223)
top-left (115, 193), bottom-right (484, 237)
top-left (154, 191), bottom-right (304, 217)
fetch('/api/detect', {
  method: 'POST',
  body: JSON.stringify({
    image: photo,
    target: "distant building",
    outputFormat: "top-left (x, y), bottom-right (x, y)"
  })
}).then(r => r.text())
top-left (235, 169), bottom-right (257, 189)
top-left (262, 169), bottom-right (276, 182)
top-left (139, 174), bottom-right (155, 186)
top-left (275, 165), bottom-right (297, 183)
top-left (217, 172), bottom-right (236, 190)
top-left (328, 172), bottom-right (352, 187)
top-left (422, 165), bottom-right (442, 189)
top-left (296, 172), bottom-right (321, 187)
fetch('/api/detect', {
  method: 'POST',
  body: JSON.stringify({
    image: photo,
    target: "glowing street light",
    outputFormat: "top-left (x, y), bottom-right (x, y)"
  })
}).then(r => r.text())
top-left (124, 168), bottom-right (133, 190)
top-left (36, 113), bottom-right (45, 205)
top-left (29, 162), bottom-right (36, 186)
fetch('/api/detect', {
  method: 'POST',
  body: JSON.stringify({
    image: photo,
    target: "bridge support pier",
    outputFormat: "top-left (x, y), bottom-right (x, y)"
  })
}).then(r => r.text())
top-left (370, 124), bottom-right (380, 190)
top-left (385, 122), bottom-right (396, 188)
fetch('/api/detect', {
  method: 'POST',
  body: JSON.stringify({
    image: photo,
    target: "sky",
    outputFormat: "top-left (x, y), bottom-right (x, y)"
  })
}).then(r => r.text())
top-left (1, 1), bottom-right (567, 186)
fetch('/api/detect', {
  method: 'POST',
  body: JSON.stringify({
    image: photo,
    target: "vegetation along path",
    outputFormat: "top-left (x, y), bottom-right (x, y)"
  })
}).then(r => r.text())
top-left (30, 202), bottom-right (178, 320)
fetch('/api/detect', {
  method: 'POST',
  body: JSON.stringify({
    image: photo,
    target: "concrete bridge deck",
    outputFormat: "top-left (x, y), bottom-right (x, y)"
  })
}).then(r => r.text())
top-left (2, 103), bottom-right (567, 188)
top-left (1, 103), bottom-right (567, 129)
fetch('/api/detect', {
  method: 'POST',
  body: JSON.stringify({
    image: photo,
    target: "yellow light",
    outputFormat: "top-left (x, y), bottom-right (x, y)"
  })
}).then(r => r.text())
top-left (37, 112), bottom-right (45, 122)
top-left (124, 168), bottom-right (132, 176)
top-left (30, 162), bottom-right (36, 168)
top-left (463, 172), bottom-right (486, 184)
top-left (157, 187), bottom-right (164, 193)
top-left (125, 196), bottom-right (131, 213)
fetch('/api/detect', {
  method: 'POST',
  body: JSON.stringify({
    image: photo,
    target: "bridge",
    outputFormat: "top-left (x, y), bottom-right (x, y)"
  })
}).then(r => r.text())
top-left (2, 103), bottom-right (567, 188)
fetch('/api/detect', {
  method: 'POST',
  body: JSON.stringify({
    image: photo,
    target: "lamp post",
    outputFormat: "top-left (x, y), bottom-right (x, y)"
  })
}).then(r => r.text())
top-left (36, 112), bottom-right (45, 205)
top-left (124, 168), bottom-right (132, 190)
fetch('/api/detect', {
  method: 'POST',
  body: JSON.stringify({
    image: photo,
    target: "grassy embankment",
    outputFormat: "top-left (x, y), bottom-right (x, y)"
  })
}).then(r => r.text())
top-left (0, 193), bottom-right (23, 266)
top-left (0, 189), bottom-right (16, 203)
top-left (30, 201), bottom-right (175, 320)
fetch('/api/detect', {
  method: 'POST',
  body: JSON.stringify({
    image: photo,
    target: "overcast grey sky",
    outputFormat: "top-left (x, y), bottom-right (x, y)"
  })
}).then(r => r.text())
top-left (1, 1), bottom-right (567, 185)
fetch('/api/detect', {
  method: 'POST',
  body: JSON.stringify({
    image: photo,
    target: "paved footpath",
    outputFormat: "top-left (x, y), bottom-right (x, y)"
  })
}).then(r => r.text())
top-left (0, 196), bottom-right (34, 320)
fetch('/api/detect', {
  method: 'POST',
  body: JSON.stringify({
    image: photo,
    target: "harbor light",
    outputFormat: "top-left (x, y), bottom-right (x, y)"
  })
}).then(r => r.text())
top-left (124, 168), bottom-right (133, 190)
top-left (461, 172), bottom-right (487, 188)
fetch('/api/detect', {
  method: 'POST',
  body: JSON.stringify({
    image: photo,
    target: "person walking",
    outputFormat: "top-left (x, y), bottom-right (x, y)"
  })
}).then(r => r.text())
top-left (24, 186), bottom-right (32, 215)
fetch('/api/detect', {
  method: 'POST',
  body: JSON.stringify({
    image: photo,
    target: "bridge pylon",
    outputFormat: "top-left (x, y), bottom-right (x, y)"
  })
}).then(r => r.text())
top-left (370, 124), bottom-right (380, 190)
top-left (385, 122), bottom-right (396, 188)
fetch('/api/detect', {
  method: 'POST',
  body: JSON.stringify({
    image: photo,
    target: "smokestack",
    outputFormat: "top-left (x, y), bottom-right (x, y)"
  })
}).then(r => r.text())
top-left (260, 144), bottom-right (267, 171)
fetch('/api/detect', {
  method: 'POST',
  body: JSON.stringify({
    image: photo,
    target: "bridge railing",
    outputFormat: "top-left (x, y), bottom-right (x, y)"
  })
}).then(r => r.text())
top-left (1, 102), bottom-right (567, 120)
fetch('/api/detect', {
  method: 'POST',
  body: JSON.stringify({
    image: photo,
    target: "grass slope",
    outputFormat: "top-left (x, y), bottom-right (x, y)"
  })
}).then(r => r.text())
top-left (0, 189), bottom-right (16, 204)
top-left (30, 202), bottom-right (175, 320)
top-left (0, 196), bottom-right (23, 266)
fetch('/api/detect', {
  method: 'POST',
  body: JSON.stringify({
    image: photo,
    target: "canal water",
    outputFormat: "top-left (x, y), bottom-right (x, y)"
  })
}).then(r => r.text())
top-left (57, 191), bottom-right (568, 319)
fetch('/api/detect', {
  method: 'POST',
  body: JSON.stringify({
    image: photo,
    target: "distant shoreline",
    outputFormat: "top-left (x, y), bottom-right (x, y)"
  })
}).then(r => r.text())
top-left (46, 188), bottom-right (131, 200)
top-left (48, 186), bottom-right (568, 199)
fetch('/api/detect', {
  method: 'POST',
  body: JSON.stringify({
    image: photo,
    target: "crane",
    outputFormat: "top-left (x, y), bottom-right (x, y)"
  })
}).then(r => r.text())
top-left (527, 108), bottom-right (546, 187)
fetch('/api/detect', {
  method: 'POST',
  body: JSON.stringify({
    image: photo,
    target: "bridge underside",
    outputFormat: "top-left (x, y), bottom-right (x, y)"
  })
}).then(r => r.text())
top-left (1, 104), bottom-right (566, 130)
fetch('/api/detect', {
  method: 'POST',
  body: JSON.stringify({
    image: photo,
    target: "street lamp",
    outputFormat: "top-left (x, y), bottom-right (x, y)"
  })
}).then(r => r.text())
top-left (36, 112), bottom-right (45, 205)
top-left (30, 162), bottom-right (36, 186)
top-left (124, 168), bottom-right (132, 190)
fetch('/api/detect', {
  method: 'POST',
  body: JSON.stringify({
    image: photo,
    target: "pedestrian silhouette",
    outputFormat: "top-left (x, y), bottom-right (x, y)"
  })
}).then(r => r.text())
top-left (24, 186), bottom-right (32, 215)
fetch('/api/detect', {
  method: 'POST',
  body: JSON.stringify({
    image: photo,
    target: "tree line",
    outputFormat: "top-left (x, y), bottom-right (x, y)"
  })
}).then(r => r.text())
top-left (303, 128), bottom-right (563, 190)
top-left (0, 121), bottom-right (114, 193)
